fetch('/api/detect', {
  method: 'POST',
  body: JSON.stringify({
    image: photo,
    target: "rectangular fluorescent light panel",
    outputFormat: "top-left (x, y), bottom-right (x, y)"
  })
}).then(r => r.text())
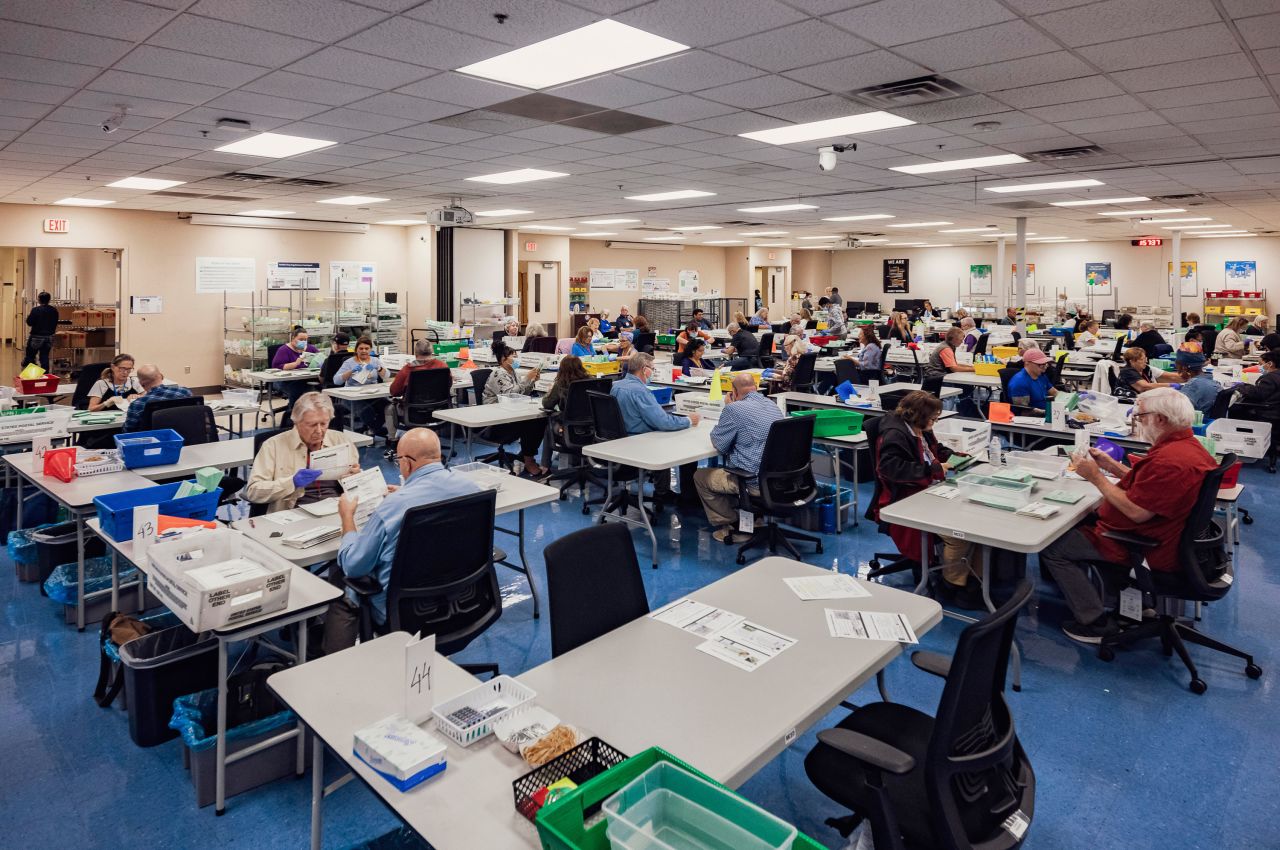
top-left (890, 153), bottom-right (1027, 174)
top-left (940, 227), bottom-right (1001, 233)
top-left (822, 213), bottom-right (894, 222)
top-left (575, 231), bottom-right (617, 237)
top-left (798, 235), bottom-right (838, 240)
top-left (522, 224), bottom-right (574, 231)
top-left (887, 221), bottom-right (952, 228)
top-left (755, 242), bottom-right (791, 247)
top-left (1163, 224), bottom-right (1232, 230)
top-left (739, 231), bottom-right (788, 236)
top-left (703, 240), bottom-right (743, 244)
top-left (580, 218), bottom-right (640, 224)
top-left (668, 225), bottom-right (720, 230)
top-left (984, 178), bottom-right (1103, 193)
top-left (456, 20), bottom-right (687, 89)
top-left (1098, 208), bottom-right (1183, 216)
top-left (644, 235), bottom-right (685, 241)
top-left (857, 238), bottom-right (891, 243)
top-left (241, 209), bottom-right (294, 216)
top-left (466, 168), bottom-right (568, 185)
top-left (1050, 196), bottom-right (1149, 207)
top-left (625, 189), bottom-right (715, 201)
top-left (886, 242), bottom-right (926, 246)
top-left (318, 196), bottom-right (389, 205)
top-left (377, 219), bottom-right (428, 225)
top-left (1194, 232), bottom-right (1252, 237)
top-left (736, 203), bottom-right (817, 213)
top-left (740, 111), bottom-right (914, 145)
top-left (474, 208), bottom-right (532, 217)
top-left (1139, 217), bottom-right (1211, 223)
top-left (53, 198), bottom-right (113, 206)
top-left (215, 132), bottom-right (336, 158)
top-left (107, 176), bottom-right (185, 190)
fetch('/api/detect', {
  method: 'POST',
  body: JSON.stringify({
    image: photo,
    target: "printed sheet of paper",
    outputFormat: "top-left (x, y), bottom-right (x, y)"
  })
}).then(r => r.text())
top-left (783, 573), bottom-right (872, 601)
top-left (649, 598), bottom-right (744, 637)
top-left (696, 621), bottom-right (796, 672)
top-left (340, 467), bottom-right (388, 526)
top-left (824, 609), bottom-right (919, 644)
top-left (308, 443), bottom-right (355, 481)
top-left (261, 510), bottom-right (304, 526)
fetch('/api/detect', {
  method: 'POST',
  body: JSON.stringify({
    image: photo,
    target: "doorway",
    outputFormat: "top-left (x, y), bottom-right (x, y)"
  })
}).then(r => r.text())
top-left (754, 266), bottom-right (790, 319)
top-left (517, 260), bottom-right (560, 335)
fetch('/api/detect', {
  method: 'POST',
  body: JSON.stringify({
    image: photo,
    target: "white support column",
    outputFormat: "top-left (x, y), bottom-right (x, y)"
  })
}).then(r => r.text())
top-left (995, 236), bottom-right (1006, 314)
top-left (1172, 230), bottom-right (1183, 327)
top-left (1015, 218), bottom-right (1027, 313)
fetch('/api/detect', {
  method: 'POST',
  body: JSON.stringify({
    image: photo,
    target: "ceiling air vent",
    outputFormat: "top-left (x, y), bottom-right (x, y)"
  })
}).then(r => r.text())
top-left (1026, 145), bottom-right (1106, 161)
top-left (276, 178), bottom-right (338, 188)
top-left (1154, 193), bottom-right (1208, 203)
top-left (715, 164), bottom-right (784, 177)
top-left (847, 75), bottom-right (975, 108)
top-left (152, 191), bottom-right (207, 199)
top-left (216, 172), bottom-right (278, 182)
top-left (988, 200), bottom-right (1053, 211)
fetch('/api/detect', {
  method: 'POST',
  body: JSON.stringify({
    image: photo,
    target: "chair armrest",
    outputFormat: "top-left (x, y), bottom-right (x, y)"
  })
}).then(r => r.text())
top-left (1101, 529), bottom-right (1158, 549)
top-left (817, 728), bottom-right (915, 775)
top-left (344, 574), bottom-right (383, 597)
top-left (909, 650), bottom-right (952, 679)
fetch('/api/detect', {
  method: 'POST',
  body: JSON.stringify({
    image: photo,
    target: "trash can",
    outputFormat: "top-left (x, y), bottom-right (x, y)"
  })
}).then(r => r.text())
top-left (7, 522), bottom-right (55, 582)
top-left (119, 625), bottom-right (219, 747)
top-left (169, 686), bottom-right (297, 807)
top-left (42, 556), bottom-right (151, 625)
top-left (32, 520), bottom-right (106, 591)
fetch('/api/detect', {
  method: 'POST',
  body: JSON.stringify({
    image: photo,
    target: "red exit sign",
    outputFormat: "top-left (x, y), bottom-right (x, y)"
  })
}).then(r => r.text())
top-left (43, 218), bottom-right (69, 233)
top-left (1131, 237), bottom-right (1162, 246)
top-left (524, 241), bottom-right (537, 252)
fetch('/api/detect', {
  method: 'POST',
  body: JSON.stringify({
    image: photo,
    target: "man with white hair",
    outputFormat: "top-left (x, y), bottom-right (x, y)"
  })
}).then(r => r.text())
top-left (1131, 321), bottom-right (1168, 359)
top-left (1245, 313), bottom-right (1269, 336)
top-left (1039, 388), bottom-right (1217, 644)
top-left (247, 392), bottom-right (359, 512)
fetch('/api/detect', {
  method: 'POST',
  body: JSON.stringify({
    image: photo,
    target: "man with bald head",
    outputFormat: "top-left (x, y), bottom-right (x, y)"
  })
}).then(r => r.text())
top-left (323, 428), bottom-right (483, 653)
top-left (694, 372), bottom-right (784, 543)
top-left (122, 363), bottom-right (193, 432)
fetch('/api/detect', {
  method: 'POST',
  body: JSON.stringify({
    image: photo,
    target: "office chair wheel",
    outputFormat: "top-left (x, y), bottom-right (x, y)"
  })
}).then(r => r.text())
top-left (869, 558), bottom-right (881, 570)
top-left (1246, 663), bottom-right (1263, 679)
top-left (736, 554), bottom-right (746, 565)
top-left (1097, 645), bottom-right (1115, 662)
top-left (1243, 514), bottom-right (1254, 525)
top-left (815, 542), bottom-right (824, 554)
top-left (1189, 678), bottom-right (1207, 695)
top-left (582, 502), bottom-right (590, 515)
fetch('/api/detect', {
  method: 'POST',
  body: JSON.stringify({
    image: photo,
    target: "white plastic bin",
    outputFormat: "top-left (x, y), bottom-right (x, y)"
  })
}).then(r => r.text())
top-left (1207, 419), bottom-right (1272, 459)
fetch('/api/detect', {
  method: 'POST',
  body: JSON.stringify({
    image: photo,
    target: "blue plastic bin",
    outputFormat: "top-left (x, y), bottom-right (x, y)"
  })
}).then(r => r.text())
top-left (649, 386), bottom-right (674, 405)
top-left (114, 429), bottom-right (185, 469)
top-left (94, 482), bottom-right (222, 542)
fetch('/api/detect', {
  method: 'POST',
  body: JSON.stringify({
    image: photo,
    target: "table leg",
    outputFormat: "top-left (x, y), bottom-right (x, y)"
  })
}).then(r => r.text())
top-left (636, 469), bottom-right (658, 568)
top-left (915, 534), bottom-right (930, 594)
top-left (852, 445), bottom-right (859, 527)
top-left (833, 446), bottom-right (843, 534)
top-left (310, 734), bottom-right (324, 850)
top-left (15, 473), bottom-right (23, 529)
top-left (296, 620), bottom-right (309, 775)
top-left (215, 637), bottom-right (228, 815)
top-left (76, 516), bottom-right (86, 631)
top-left (517, 510), bottom-right (539, 619)
top-left (110, 549), bottom-right (118, 612)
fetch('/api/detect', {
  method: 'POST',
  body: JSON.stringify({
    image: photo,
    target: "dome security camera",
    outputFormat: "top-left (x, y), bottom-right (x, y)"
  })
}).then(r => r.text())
top-left (101, 105), bottom-right (128, 134)
top-left (817, 143), bottom-right (855, 173)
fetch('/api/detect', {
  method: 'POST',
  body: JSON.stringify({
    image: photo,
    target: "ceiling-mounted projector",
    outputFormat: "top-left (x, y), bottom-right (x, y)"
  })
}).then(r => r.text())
top-left (428, 204), bottom-right (474, 227)
top-left (834, 236), bottom-right (865, 250)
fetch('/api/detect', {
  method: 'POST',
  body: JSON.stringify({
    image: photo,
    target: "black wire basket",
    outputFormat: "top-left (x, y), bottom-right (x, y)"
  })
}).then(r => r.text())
top-left (512, 737), bottom-right (628, 822)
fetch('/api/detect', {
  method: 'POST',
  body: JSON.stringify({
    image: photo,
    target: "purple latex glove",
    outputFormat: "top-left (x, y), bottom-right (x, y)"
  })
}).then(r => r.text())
top-left (293, 467), bottom-right (323, 488)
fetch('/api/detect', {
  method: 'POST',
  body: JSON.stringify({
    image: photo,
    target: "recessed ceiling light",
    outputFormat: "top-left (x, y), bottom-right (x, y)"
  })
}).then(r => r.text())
top-left (798, 235), bottom-right (838, 240)
top-left (1098, 208), bottom-right (1184, 216)
top-left (738, 231), bottom-right (788, 236)
top-left (376, 219), bottom-right (429, 225)
top-left (857, 238), bottom-right (891, 243)
top-left (887, 221), bottom-right (952, 228)
top-left (988, 232), bottom-right (1036, 237)
top-left (522, 224), bottom-right (574, 231)
top-left (703, 240), bottom-right (744, 245)
top-left (735, 203), bottom-right (817, 213)
top-left (645, 235), bottom-right (685, 241)
top-left (984, 178), bottom-right (1103, 193)
top-left (1163, 224), bottom-right (1233, 230)
top-left (214, 132), bottom-right (336, 158)
top-left (53, 198), bottom-right (113, 206)
top-left (822, 213), bottom-right (895, 222)
top-left (241, 209), bottom-right (294, 216)
top-left (318, 196), bottom-right (388, 205)
top-left (625, 189), bottom-right (715, 201)
top-left (1139, 217), bottom-right (1212, 223)
top-left (740, 111), bottom-right (914, 145)
top-left (668, 224), bottom-right (720, 231)
top-left (792, 246), bottom-right (831, 250)
top-left (886, 242), bottom-right (927, 246)
top-left (580, 218), bottom-right (641, 224)
top-left (107, 176), bottom-right (185, 190)
top-left (922, 243), bottom-right (954, 247)
top-left (1050, 196), bottom-right (1149, 207)
top-left (456, 20), bottom-right (687, 89)
top-left (1194, 232), bottom-right (1253, 237)
top-left (940, 227), bottom-right (999, 233)
top-left (755, 242), bottom-right (792, 247)
top-left (575, 231), bottom-right (617, 237)
top-left (466, 168), bottom-right (568, 185)
top-left (473, 208), bottom-right (533, 217)
top-left (889, 153), bottom-right (1027, 174)
top-left (1027, 236), bottom-right (1070, 241)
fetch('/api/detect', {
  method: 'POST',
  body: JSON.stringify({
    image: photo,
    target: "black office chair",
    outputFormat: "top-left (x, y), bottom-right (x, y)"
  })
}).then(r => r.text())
top-left (244, 428), bottom-right (290, 517)
top-left (791, 352), bottom-right (818, 394)
top-left (631, 330), bottom-right (656, 354)
top-left (544, 523), bottom-right (649, 658)
top-left (152, 404), bottom-right (219, 445)
top-left (71, 362), bottom-right (112, 410)
top-left (1109, 334), bottom-right (1127, 361)
top-left (586, 390), bottom-right (655, 523)
top-left (921, 375), bottom-right (944, 398)
top-left (545, 378), bottom-right (612, 511)
top-left (394, 367), bottom-right (453, 436)
top-left (133, 395), bottom-right (203, 432)
top-left (1091, 454), bottom-right (1262, 693)
top-left (346, 490), bottom-right (502, 678)
top-left (730, 416), bottom-right (822, 565)
top-left (465, 367), bottom-right (517, 467)
top-left (756, 332), bottom-right (775, 368)
top-left (804, 581), bottom-right (1036, 850)
top-left (972, 333), bottom-right (989, 356)
top-left (992, 366), bottom-right (1036, 418)
top-left (833, 358), bottom-right (859, 390)
top-left (861, 416), bottom-right (921, 583)
top-left (524, 336), bottom-right (558, 354)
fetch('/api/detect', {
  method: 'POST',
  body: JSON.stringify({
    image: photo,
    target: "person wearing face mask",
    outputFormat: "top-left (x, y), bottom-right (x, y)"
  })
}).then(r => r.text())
top-left (246, 392), bottom-right (360, 513)
top-left (271, 327), bottom-right (319, 427)
top-left (1038, 388), bottom-right (1217, 645)
top-left (321, 427), bottom-right (481, 653)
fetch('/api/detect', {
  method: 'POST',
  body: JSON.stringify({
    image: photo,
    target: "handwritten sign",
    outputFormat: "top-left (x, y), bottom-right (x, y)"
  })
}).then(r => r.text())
top-left (405, 633), bottom-right (436, 724)
top-left (133, 504), bottom-right (158, 560)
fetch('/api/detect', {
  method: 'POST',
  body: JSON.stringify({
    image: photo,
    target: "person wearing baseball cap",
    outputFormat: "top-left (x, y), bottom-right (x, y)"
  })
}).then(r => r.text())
top-left (1173, 349), bottom-right (1218, 415)
top-left (1007, 346), bottom-right (1057, 415)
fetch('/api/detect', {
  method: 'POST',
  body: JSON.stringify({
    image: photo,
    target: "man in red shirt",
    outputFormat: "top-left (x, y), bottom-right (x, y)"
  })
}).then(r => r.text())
top-left (385, 339), bottom-right (448, 441)
top-left (1039, 388), bottom-right (1217, 644)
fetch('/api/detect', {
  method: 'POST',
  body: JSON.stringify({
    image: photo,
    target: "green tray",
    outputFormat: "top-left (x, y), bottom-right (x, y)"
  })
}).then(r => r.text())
top-left (535, 747), bottom-right (825, 850)
top-left (433, 339), bottom-right (467, 355)
top-left (790, 408), bottom-right (864, 437)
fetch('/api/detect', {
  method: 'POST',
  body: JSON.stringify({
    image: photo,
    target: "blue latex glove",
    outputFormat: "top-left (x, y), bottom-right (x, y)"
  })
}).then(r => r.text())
top-left (293, 468), bottom-right (323, 488)
top-left (1169, 383), bottom-right (1182, 390)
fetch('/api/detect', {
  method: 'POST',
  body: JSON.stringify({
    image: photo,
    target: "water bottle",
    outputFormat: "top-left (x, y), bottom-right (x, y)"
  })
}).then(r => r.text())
top-left (988, 436), bottom-right (1003, 466)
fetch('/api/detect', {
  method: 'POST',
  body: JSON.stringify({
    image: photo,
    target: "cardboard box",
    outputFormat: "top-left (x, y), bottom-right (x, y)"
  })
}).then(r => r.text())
top-left (56, 304), bottom-right (76, 322)
top-left (83, 329), bottom-right (114, 347)
top-left (72, 309), bottom-right (90, 326)
top-left (64, 331), bottom-right (87, 348)
top-left (147, 527), bottom-right (293, 631)
top-left (99, 308), bottom-right (116, 326)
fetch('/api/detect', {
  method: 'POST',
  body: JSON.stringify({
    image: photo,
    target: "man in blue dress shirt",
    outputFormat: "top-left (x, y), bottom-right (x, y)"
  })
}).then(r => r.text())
top-left (122, 364), bottom-right (193, 432)
top-left (609, 352), bottom-right (701, 504)
top-left (695, 373), bottom-right (783, 542)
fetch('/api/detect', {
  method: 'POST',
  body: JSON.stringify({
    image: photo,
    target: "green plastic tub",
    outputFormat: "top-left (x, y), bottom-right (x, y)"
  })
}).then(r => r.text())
top-left (789, 408), bottom-right (864, 437)
top-left (434, 339), bottom-right (467, 355)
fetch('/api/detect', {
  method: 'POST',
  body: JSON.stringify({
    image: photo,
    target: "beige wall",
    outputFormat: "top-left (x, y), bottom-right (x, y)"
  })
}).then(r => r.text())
top-left (33, 247), bottom-right (118, 303)
top-left (792, 249), bottom-right (832, 298)
top-left (0, 204), bottom-right (432, 387)
top-left (565, 240), bottom-right (729, 321)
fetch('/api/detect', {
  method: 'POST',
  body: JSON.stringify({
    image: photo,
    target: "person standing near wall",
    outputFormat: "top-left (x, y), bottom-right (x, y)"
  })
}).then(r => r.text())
top-left (23, 291), bottom-right (59, 373)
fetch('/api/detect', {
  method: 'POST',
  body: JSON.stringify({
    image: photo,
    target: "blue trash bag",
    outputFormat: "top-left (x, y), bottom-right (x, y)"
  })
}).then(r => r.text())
top-left (42, 556), bottom-right (139, 605)
top-left (103, 611), bottom-right (184, 664)
top-left (0, 488), bottom-right (59, 540)
top-left (342, 827), bottom-right (432, 850)
top-left (169, 688), bottom-right (295, 753)
top-left (6, 522), bottom-right (56, 565)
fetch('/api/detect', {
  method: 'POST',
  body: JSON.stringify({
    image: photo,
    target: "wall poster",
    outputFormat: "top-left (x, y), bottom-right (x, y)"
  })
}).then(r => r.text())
top-left (268, 261), bottom-right (320, 290)
top-left (883, 258), bottom-right (909, 293)
top-left (1084, 261), bottom-right (1112, 296)
top-left (678, 269), bottom-right (700, 296)
top-left (195, 256), bottom-right (255, 293)
top-left (968, 264), bottom-right (992, 295)
top-left (331, 260), bottom-right (376, 293)
top-left (1225, 260), bottom-right (1257, 288)
top-left (1010, 263), bottom-right (1036, 295)
top-left (642, 277), bottom-right (670, 294)
top-left (588, 267), bottom-right (639, 290)
top-left (1167, 261), bottom-right (1197, 297)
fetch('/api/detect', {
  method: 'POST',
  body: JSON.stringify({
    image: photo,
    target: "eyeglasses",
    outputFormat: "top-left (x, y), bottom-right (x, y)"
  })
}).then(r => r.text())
top-left (1130, 411), bottom-right (1156, 420)
top-left (391, 454), bottom-right (420, 464)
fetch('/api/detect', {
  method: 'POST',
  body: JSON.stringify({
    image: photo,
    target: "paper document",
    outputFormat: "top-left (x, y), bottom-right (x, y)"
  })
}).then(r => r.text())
top-left (824, 609), bottom-right (918, 644)
top-left (649, 599), bottom-right (744, 637)
top-left (299, 499), bottom-right (340, 517)
top-left (261, 511), bottom-right (304, 526)
top-left (281, 524), bottom-right (341, 549)
top-left (341, 467), bottom-right (389, 526)
top-left (783, 573), bottom-right (871, 601)
top-left (308, 443), bottom-right (356, 481)
top-left (696, 621), bottom-right (796, 672)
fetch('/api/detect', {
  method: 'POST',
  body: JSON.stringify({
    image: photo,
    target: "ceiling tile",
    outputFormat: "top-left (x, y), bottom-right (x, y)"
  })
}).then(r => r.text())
top-left (509, 123), bottom-right (607, 144)
top-left (404, 0), bottom-right (599, 47)
top-left (621, 51), bottom-right (764, 91)
top-left (626, 95), bottom-right (739, 122)
top-left (710, 20), bottom-right (875, 72)
top-left (994, 76), bottom-right (1126, 109)
top-left (755, 94), bottom-right (873, 123)
top-left (0, 21), bottom-right (132, 67)
top-left (88, 70), bottom-right (227, 105)
top-left (1239, 12), bottom-right (1280, 50)
top-left (114, 45), bottom-right (270, 88)
top-left (188, 0), bottom-right (389, 42)
top-left (0, 0), bottom-right (178, 40)
top-left (1110, 53), bottom-right (1260, 91)
top-left (343, 93), bottom-right (466, 123)
top-left (894, 94), bottom-right (1012, 123)
top-left (784, 51), bottom-right (932, 92)
top-left (549, 75), bottom-right (680, 109)
top-left (309, 107), bottom-right (421, 133)
top-left (687, 112), bottom-right (784, 136)
top-left (894, 20), bottom-right (1061, 71)
top-left (285, 47), bottom-right (435, 89)
top-left (826, 0), bottom-right (1016, 46)
top-left (204, 90), bottom-right (331, 120)
top-left (697, 76), bottom-right (827, 109)
top-left (1162, 96), bottom-right (1279, 124)
top-left (1027, 94), bottom-right (1149, 122)
top-left (1258, 48), bottom-right (1280, 74)
top-left (1144, 78), bottom-right (1270, 109)
top-left (339, 17), bottom-right (507, 70)
top-left (616, 0), bottom-right (807, 47)
top-left (398, 72), bottom-right (530, 109)
top-left (0, 52), bottom-right (100, 87)
top-left (1076, 24), bottom-right (1242, 71)
top-left (1, 80), bottom-right (79, 106)
top-left (149, 14), bottom-right (320, 66)
top-left (948, 52), bottom-right (1095, 91)
top-left (242, 71), bottom-right (379, 107)
top-left (1066, 111), bottom-right (1169, 134)
top-left (1033, 0), bottom-right (1221, 47)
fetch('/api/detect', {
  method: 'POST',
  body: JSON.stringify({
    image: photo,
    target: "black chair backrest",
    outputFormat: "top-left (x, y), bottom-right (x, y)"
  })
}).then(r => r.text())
top-left (1111, 334), bottom-right (1127, 360)
top-left (1201, 328), bottom-right (1218, 357)
top-left (137, 395), bottom-right (202, 432)
top-left (320, 351), bottom-right (349, 387)
top-left (561, 378), bottom-right (612, 448)
top-left (972, 333), bottom-right (988, 356)
top-left (152, 404), bottom-right (218, 446)
top-left (921, 375), bottom-right (944, 397)
top-left (632, 331), bottom-right (656, 354)
top-left (792, 351), bottom-right (818, 387)
top-left (253, 427), bottom-right (289, 455)
top-left (770, 322), bottom-right (788, 336)
top-left (833, 358), bottom-right (858, 386)
top-left (758, 332), bottom-right (774, 360)
top-left (470, 368), bottom-right (492, 404)
top-left (587, 390), bottom-right (629, 442)
top-left (266, 343), bottom-right (283, 368)
top-left (525, 336), bottom-right (558, 353)
top-left (1209, 387), bottom-right (1235, 420)
top-left (72, 362), bottom-right (112, 410)
top-left (544, 523), bottom-right (649, 658)
top-left (806, 320), bottom-right (819, 330)
top-left (387, 490), bottom-right (501, 655)
top-left (927, 581), bottom-right (1034, 844)
top-left (1172, 453), bottom-right (1235, 600)
top-left (1061, 330), bottom-right (1075, 349)
top-left (998, 366), bottom-right (1019, 400)
top-left (757, 416), bottom-right (818, 513)
top-left (1011, 331), bottom-right (1021, 343)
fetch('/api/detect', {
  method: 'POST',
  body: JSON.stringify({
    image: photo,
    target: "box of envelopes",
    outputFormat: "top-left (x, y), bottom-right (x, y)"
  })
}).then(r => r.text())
top-left (354, 715), bottom-right (448, 792)
top-left (147, 527), bottom-right (292, 631)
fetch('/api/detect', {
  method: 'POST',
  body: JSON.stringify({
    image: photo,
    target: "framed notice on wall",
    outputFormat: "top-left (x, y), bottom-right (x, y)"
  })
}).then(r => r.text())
top-left (1226, 260), bottom-right (1257, 288)
top-left (588, 268), bottom-right (640, 291)
top-left (1010, 263), bottom-right (1035, 295)
top-left (1084, 261), bottom-right (1112, 296)
top-left (268, 261), bottom-right (320, 290)
top-left (331, 260), bottom-right (376, 293)
top-left (969, 264), bottom-right (992, 295)
top-left (195, 257), bottom-right (255, 293)
top-left (883, 258), bottom-right (909, 293)
top-left (678, 269), bottom-right (700, 296)
top-left (1167, 261), bottom-right (1198, 297)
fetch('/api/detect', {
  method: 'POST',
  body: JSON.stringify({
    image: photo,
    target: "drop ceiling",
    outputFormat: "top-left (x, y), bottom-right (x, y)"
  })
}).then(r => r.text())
top-left (2, 0), bottom-right (1280, 245)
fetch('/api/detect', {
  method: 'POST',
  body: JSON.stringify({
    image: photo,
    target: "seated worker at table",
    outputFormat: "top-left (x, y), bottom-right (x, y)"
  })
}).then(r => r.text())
top-left (1039, 389), bottom-right (1216, 644)
top-left (614, 305), bottom-right (635, 330)
top-left (597, 310), bottom-right (614, 336)
top-left (587, 316), bottom-right (605, 341)
top-left (22, 291), bottom-right (59, 373)
top-left (854, 324), bottom-right (883, 383)
top-left (615, 333), bottom-right (637, 375)
top-left (1173, 349), bottom-right (1218, 415)
top-left (885, 311), bottom-right (912, 343)
top-left (540, 355), bottom-right (590, 417)
top-left (870, 390), bottom-right (984, 609)
top-left (87, 353), bottom-right (142, 412)
top-left (319, 332), bottom-right (352, 386)
top-left (1113, 347), bottom-right (1173, 399)
top-left (384, 339), bottom-right (448, 441)
top-left (824, 303), bottom-right (847, 337)
top-left (786, 312), bottom-right (806, 338)
top-left (122, 364), bottom-right (192, 432)
top-left (678, 338), bottom-right (713, 374)
top-left (323, 427), bottom-right (480, 654)
top-left (1215, 316), bottom-right (1250, 358)
top-left (1130, 321), bottom-right (1169, 360)
top-left (1231, 350), bottom-right (1280, 408)
top-left (1246, 314), bottom-right (1269, 336)
top-left (482, 340), bottom-right (546, 477)
top-left (496, 316), bottom-right (521, 344)
top-left (334, 336), bottom-right (389, 440)
top-left (749, 307), bottom-right (770, 328)
top-left (919, 298), bottom-right (939, 319)
top-left (1005, 338), bottom-right (1040, 365)
top-left (676, 321), bottom-right (713, 349)
top-left (769, 335), bottom-right (808, 393)
top-left (1000, 307), bottom-right (1019, 325)
top-left (246, 392), bottom-right (359, 512)
top-left (1007, 348), bottom-right (1057, 415)
top-left (959, 317), bottom-right (981, 351)
top-left (271, 326), bottom-right (319, 428)
top-left (570, 325), bottom-right (596, 358)
top-left (922, 327), bottom-right (976, 382)
top-left (1257, 332), bottom-right (1280, 353)
top-left (695, 372), bottom-right (783, 543)
top-left (611, 352), bottom-right (701, 504)
top-left (690, 307), bottom-right (713, 331)
top-left (1074, 319), bottom-right (1102, 348)
top-left (521, 322), bottom-right (549, 352)
top-left (722, 322), bottom-right (759, 370)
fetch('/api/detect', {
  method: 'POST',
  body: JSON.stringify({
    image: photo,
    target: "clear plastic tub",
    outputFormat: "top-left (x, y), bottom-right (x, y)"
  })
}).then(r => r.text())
top-left (603, 762), bottom-right (797, 850)
top-left (1006, 451), bottom-right (1068, 480)
top-left (956, 473), bottom-right (1033, 510)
